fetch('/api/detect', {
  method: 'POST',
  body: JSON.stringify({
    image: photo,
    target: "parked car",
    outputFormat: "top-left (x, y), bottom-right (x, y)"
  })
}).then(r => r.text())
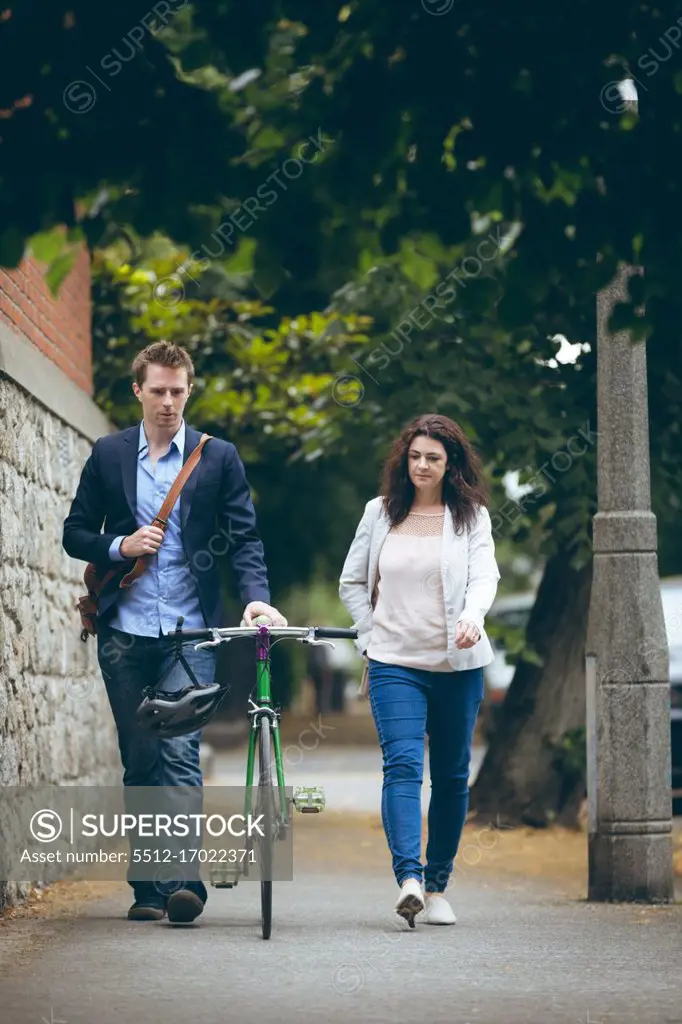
top-left (483, 590), bottom-right (536, 716)
top-left (482, 579), bottom-right (682, 813)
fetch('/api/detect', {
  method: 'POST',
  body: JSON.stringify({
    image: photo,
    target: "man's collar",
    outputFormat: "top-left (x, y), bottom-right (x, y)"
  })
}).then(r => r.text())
top-left (138, 419), bottom-right (186, 456)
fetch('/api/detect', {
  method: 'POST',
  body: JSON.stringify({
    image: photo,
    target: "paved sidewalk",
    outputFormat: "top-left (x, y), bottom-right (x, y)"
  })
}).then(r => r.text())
top-left (2, 742), bottom-right (679, 1023)
top-left (0, 865), bottom-right (680, 1024)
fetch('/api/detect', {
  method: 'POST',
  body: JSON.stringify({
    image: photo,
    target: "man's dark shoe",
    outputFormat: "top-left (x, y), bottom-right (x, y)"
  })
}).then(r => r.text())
top-left (166, 889), bottom-right (205, 924)
top-left (127, 901), bottom-right (166, 921)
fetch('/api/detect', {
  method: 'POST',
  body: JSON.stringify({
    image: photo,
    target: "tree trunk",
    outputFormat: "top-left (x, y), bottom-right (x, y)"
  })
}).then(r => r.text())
top-left (469, 547), bottom-right (593, 828)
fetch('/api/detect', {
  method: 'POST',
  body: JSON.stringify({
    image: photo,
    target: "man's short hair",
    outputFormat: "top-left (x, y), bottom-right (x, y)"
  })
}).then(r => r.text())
top-left (132, 341), bottom-right (195, 387)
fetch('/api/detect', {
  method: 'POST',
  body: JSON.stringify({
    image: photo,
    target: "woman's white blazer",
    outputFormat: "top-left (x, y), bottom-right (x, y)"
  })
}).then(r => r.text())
top-left (338, 496), bottom-right (501, 671)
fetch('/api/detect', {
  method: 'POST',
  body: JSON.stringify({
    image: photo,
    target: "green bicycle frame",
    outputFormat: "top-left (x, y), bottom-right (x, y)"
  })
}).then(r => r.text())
top-left (244, 627), bottom-right (289, 828)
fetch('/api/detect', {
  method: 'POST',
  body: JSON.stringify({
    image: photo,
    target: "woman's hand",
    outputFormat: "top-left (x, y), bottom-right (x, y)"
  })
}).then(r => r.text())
top-left (455, 619), bottom-right (481, 649)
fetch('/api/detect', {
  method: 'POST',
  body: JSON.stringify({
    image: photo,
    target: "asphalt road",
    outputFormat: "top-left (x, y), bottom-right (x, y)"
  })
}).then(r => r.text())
top-left (1, 866), bottom-right (680, 1024)
top-left (208, 744), bottom-right (487, 813)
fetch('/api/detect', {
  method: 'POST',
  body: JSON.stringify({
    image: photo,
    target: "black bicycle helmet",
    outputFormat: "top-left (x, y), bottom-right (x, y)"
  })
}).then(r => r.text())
top-left (136, 681), bottom-right (228, 738)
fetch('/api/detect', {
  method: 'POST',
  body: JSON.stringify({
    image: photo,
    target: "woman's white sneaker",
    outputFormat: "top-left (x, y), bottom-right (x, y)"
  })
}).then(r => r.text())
top-left (395, 878), bottom-right (424, 928)
top-left (424, 893), bottom-right (457, 925)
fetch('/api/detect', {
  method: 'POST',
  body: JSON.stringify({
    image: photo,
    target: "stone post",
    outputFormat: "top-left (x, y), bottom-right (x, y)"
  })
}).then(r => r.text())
top-left (585, 263), bottom-right (674, 902)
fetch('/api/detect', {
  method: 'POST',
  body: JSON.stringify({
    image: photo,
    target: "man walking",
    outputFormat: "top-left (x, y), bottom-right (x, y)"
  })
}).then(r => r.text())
top-left (62, 340), bottom-right (286, 924)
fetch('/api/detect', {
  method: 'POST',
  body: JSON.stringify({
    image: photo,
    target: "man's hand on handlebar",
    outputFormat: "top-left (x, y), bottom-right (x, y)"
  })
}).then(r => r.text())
top-left (241, 600), bottom-right (288, 627)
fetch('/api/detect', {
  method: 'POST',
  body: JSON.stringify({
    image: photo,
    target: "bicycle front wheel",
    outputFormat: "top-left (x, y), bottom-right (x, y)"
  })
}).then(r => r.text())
top-left (257, 718), bottom-right (274, 940)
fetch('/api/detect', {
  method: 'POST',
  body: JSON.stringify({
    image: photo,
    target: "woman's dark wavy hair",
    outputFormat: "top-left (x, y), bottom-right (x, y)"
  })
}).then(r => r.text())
top-left (380, 414), bottom-right (489, 534)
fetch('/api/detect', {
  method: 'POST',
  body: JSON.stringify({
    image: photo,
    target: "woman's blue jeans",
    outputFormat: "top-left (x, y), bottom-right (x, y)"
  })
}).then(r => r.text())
top-left (368, 659), bottom-right (484, 892)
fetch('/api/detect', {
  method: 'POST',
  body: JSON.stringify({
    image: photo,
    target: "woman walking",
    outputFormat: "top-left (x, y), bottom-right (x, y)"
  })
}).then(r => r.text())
top-left (339, 414), bottom-right (500, 927)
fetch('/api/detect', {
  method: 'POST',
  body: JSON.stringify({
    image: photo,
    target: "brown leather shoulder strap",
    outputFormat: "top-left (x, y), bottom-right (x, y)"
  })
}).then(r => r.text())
top-left (119, 433), bottom-right (212, 589)
top-left (152, 433), bottom-right (212, 529)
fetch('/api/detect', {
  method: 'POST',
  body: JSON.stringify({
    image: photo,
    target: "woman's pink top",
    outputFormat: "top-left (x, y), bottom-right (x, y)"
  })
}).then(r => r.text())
top-left (366, 510), bottom-right (452, 672)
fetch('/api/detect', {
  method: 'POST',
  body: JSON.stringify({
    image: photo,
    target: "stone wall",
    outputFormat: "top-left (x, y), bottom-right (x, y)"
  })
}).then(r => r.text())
top-left (0, 256), bottom-right (119, 910)
top-left (0, 375), bottom-right (120, 788)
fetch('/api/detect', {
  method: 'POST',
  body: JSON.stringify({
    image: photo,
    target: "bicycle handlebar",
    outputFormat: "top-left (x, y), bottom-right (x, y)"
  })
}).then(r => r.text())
top-left (305, 627), bottom-right (359, 639)
top-left (167, 619), bottom-right (358, 642)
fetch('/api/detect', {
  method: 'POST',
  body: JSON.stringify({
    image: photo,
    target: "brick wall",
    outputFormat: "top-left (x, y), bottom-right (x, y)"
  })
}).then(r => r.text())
top-left (0, 248), bottom-right (92, 394)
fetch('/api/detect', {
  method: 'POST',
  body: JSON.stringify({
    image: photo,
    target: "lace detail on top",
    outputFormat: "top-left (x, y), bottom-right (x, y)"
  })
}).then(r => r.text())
top-left (390, 511), bottom-right (445, 537)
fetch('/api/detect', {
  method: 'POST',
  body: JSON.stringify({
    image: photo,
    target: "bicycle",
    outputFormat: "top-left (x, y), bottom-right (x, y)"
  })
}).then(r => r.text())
top-left (167, 617), bottom-right (358, 939)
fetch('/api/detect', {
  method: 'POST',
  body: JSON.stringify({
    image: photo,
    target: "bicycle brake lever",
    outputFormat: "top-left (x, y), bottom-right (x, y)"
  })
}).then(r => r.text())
top-left (194, 638), bottom-right (228, 650)
top-left (298, 627), bottom-right (336, 649)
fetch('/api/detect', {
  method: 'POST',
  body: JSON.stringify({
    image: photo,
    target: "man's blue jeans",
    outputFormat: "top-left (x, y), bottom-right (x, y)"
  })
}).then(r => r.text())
top-left (97, 624), bottom-right (217, 906)
top-left (368, 659), bottom-right (484, 892)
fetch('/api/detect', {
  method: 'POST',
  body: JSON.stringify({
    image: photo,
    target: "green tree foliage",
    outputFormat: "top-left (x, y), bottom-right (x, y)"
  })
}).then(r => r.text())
top-left (5, 0), bottom-right (682, 353)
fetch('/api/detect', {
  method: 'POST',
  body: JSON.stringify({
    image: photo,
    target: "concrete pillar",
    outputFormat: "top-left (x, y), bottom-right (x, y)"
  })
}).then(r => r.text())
top-left (585, 263), bottom-right (674, 902)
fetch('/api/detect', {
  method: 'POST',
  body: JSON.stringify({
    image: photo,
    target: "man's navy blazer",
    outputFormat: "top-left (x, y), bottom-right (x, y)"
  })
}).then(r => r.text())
top-left (62, 423), bottom-right (271, 629)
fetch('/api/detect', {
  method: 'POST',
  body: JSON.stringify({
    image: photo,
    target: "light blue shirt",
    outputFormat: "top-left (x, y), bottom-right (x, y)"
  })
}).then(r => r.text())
top-left (108, 420), bottom-right (206, 637)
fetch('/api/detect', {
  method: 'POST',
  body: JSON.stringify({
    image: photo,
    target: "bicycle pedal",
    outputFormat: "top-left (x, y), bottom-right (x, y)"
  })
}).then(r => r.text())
top-left (209, 865), bottom-right (240, 889)
top-left (292, 785), bottom-right (325, 814)
top-left (276, 819), bottom-right (289, 839)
